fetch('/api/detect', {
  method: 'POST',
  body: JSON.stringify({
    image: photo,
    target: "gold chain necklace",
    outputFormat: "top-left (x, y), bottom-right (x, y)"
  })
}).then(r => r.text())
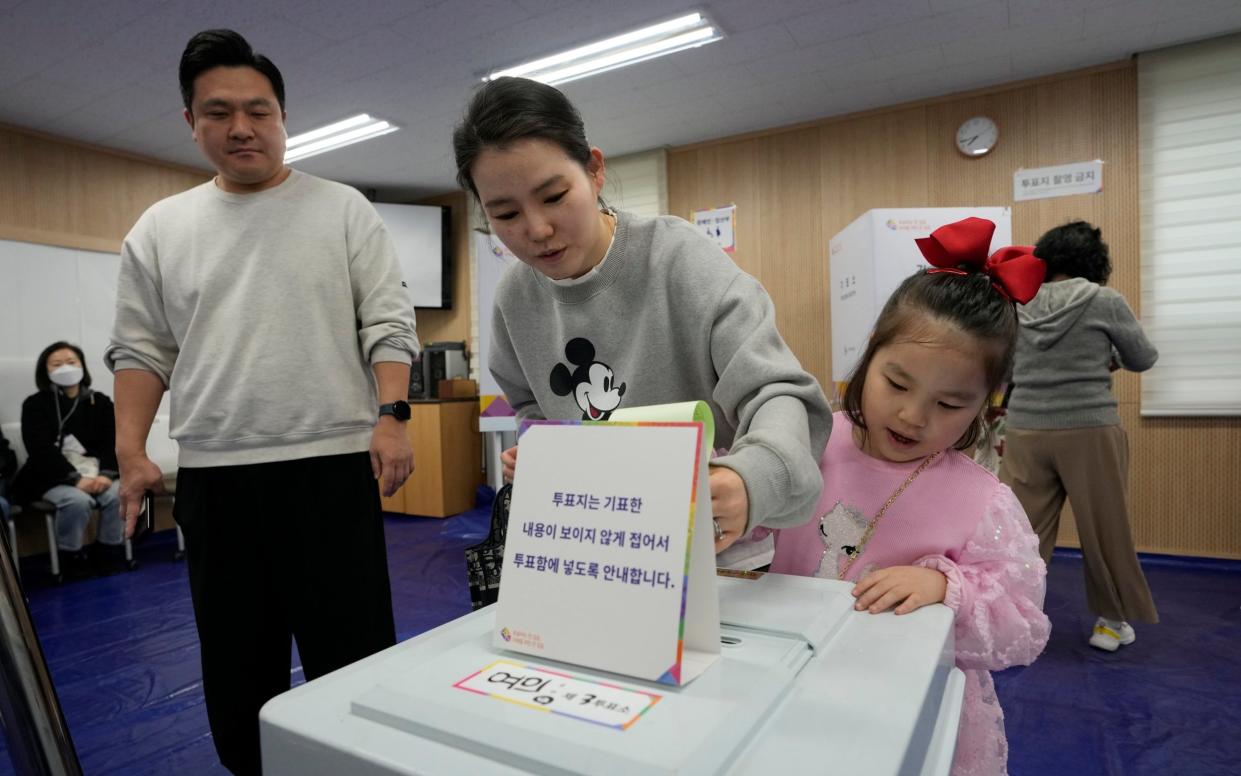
top-left (837, 451), bottom-right (941, 580)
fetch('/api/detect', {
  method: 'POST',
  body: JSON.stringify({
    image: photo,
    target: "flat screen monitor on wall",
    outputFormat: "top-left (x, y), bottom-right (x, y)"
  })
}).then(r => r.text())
top-left (372, 202), bottom-right (451, 309)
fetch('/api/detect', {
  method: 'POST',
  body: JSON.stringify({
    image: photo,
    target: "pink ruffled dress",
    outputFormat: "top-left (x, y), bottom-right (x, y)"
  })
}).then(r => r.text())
top-left (763, 412), bottom-right (1051, 776)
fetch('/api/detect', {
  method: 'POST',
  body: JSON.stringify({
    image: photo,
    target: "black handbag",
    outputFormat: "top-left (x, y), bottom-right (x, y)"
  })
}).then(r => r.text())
top-left (465, 483), bottom-right (511, 610)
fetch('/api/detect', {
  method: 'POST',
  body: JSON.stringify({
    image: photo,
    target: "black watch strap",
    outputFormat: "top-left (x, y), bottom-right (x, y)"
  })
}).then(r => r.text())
top-left (379, 401), bottom-right (411, 421)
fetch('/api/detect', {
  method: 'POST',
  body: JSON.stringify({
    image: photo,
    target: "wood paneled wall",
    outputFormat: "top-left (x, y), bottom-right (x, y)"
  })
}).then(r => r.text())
top-left (0, 121), bottom-right (472, 359)
top-left (668, 61), bottom-right (1241, 559)
top-left (0, 123), bottom-right (210, 252)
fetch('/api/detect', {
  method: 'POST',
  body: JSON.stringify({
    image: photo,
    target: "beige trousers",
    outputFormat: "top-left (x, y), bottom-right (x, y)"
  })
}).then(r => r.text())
top-left (999, 424), bottom-right (1159, 623)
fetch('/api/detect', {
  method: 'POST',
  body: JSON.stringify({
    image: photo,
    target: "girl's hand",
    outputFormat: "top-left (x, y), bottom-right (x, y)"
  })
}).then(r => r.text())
top-left (852, 566), bottom-right (947, 615)
top-left (709, 466), bottom-right (749, 552)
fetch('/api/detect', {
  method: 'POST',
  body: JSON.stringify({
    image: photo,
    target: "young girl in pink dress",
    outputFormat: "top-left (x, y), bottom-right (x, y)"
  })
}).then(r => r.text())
top-left (765, 217), bottom-right (1053, 776)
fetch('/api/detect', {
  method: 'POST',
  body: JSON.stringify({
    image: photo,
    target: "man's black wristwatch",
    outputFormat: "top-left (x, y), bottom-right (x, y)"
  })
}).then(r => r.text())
top-left (378, 400), bottom-right (411, 421)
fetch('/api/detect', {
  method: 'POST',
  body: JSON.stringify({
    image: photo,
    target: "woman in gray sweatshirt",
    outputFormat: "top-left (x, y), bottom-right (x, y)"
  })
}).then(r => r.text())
top-left (453, 77), bottom-right (830, 552)
top-left (999, 221), bottom-right (1158, 652)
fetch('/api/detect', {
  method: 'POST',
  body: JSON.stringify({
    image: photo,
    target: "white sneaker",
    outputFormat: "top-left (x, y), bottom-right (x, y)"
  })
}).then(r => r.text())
top-left (1089, 618), bottom-right (1136, 651)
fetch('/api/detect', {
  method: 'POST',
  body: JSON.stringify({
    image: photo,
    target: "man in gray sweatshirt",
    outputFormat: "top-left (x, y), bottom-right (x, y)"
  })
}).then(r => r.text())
top-left (105, 30), bottom-right (418, 775)
top-left (999, 221), bottom-right (1158, 653)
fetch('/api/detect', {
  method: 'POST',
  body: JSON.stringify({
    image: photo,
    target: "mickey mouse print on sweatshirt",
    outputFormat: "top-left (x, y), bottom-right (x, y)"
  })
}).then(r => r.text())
top-left (549, 337), bottom-right (626, 421)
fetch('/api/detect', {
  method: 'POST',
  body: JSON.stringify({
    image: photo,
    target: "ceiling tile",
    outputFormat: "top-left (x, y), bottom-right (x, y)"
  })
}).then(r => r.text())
top-left (710, 0), bottom-right (851, 32)
top-left (672, 62), bottom-right (763, 96)
top-left (940, 17), bottom-right (1085, 65)
top-left (863, 0), bottom-right (1008, 54)
top-left (1082, 0), bottom-right (1172, 36)
top-left (820, 45), bottom-right (946, 90)
top-left (886, 54), bottom-right (1014, 102)
top-left (744, 35), bottom-right (873, 84)
top-left (0, 75), bottom-right (99, 124)
top-left (99, 108), bottom-right (193, 156)
top-left (672, 23), bottom-right (800, 76)
top-left (278, 0), bottom-right (433, 42)
top-left (784, 0), bottom-right (935, 48)
top-left (387, 0), bottom-right (535, 56)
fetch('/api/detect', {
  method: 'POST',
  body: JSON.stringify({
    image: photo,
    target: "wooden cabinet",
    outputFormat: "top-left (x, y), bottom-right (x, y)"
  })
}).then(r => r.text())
top-left (380, 399), bottom-right (482, 518)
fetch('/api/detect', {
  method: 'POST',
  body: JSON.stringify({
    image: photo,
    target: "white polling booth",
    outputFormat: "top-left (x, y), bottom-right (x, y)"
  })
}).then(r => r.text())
top-left (829, 208), bottom-right (1013, 382)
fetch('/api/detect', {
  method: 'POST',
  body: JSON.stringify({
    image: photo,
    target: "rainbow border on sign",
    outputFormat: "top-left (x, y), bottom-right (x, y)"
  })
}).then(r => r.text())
top-left (518, 419), bottom-right (704, 686)
top-left (453, 659), bottom-right (663, 731)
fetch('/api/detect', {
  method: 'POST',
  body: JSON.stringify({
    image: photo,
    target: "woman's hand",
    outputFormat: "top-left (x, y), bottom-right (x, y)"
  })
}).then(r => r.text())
top-left (852, 566), bottom-right (947, 615)
top-left (501, 445), bottom-right (518, 482)
top-left (74, 477), bottom-right (96, 494)
top-left (709, 466), bottom-right (749, 552)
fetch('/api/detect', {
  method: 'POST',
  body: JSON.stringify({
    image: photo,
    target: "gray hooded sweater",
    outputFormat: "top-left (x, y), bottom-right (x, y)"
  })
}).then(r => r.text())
top-left (1007, 277), bottom-right (1158, 430)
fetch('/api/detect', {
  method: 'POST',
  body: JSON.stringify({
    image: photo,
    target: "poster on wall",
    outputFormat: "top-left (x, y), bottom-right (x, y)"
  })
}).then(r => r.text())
top-left (1013, 160), bottom-right (1103, 201)
top-left (692, 204), bottom-right (736, 253)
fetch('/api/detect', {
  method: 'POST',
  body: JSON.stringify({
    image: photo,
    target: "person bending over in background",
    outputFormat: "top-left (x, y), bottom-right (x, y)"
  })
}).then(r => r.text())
top-left (999, 220), bottom-right (1158, 651)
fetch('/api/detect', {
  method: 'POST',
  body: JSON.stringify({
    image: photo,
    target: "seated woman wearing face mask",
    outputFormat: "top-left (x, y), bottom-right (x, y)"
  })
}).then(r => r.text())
top-left (14, 341), bottom-right (125, 577)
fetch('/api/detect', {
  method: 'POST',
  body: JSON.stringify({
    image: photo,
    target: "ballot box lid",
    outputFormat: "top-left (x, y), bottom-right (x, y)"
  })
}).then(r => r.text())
top-left (718, 572), bottom-right (854, 652)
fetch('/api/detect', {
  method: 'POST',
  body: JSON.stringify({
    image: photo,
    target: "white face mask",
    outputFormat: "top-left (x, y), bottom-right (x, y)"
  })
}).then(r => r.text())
top-left (49, 364), bottom-right (84, 388)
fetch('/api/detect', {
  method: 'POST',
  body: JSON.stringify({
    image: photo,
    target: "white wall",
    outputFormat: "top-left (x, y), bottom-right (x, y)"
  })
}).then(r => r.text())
top-left (0, 238), bottom-right (138, 425)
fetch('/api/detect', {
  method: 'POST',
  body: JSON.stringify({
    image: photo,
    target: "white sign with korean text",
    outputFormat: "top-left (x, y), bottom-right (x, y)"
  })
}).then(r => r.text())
top-left (692, 204), bottom-right (737, 253)
top-left (454, 660), bottom-right (661, 730)
top-left (1013, 160), bottom-right (1103, 201)
top-left (495, 403), bottom-right (720, 686)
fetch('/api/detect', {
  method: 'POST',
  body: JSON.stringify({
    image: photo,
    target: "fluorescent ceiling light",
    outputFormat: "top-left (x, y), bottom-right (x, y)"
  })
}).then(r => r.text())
top-left (284, 114), bottom-right (399, 163)
top-left (287, 114), bottom-right (375, 149)
top-left (485, 11), bottom-right (722, 86)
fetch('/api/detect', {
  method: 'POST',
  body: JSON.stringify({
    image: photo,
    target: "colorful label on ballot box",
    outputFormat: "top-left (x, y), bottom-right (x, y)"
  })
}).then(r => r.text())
top-left (454, 660), bottom-right (661, 730)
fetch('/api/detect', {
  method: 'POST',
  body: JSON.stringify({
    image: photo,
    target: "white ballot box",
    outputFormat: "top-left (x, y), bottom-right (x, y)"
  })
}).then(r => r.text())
top-left (260, 573), bottom-right (965, 776)
top-left (829, 207), bottom-right (1012, 382)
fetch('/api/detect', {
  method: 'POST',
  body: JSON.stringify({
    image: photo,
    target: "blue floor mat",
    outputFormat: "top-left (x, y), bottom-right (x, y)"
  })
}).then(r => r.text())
top-left (2, 509), bottom-right (490, 776)
top-left (996, 550), bottom-right (1241, 776)
top-left (3, 526), bottom-right (1238, 775)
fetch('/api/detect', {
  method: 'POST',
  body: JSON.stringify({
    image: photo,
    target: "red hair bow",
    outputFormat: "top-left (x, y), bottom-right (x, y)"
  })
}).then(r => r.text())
top-left (914, 217), bottom-right (1046, 304)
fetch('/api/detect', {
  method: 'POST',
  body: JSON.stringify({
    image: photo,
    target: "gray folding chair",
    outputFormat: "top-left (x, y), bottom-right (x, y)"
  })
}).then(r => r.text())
top-left (1, 422), bottom-right (134, 582)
